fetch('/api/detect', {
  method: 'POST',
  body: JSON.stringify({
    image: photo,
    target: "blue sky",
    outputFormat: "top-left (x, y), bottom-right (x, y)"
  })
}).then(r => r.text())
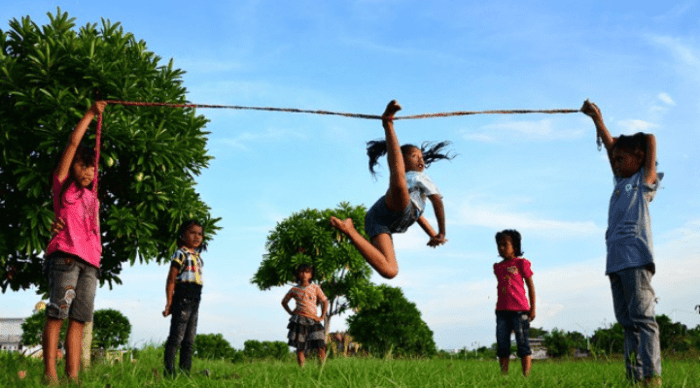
top-left (3, 1), bottom-right (700, 350)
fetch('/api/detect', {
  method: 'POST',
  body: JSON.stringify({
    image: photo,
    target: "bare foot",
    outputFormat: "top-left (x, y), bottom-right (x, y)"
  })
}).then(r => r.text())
top-left (329, 217), bottom-right (356, 235)
top-left (382, 100), bottom-right (402, 119)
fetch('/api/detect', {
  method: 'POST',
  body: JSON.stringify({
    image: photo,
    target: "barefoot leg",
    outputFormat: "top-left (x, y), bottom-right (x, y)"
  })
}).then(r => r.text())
top-left (65, 319), bottom-right (85, 380)
top-left (521, 355), bottom-right (531, 377)
top-left (382, 101), bottom-right (411, 212)
top-left (330, 217), bottom-right (398, 279)
top-left (43, 317), bottom-right (63, 385)
top-left (297, 350), bottom-right (305, 367)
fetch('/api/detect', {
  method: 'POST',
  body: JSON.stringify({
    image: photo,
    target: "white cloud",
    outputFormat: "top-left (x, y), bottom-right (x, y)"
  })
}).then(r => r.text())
top-left (616, 119), bottom-right (659, 133)
top-left (453, 199), bottom-right (602, 238)
top-left (648, 35), bottom-right (700, 84)
top-left (218, 127), bottom-right (306, 151)
top-left (460, 119), bottom-right (584, 143)
top-left (657, 92), bottom-right (676, 106)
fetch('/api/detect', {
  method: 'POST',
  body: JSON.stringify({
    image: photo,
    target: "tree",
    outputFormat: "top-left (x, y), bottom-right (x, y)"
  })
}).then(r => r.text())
top-left (92, 308), bottom-right (130, 349)
top-left (542, 328), bottom-right (575, 358)
top-left (656, 314), bottom-right (689, 352)
top-left (251, 202), bottom-right (382, 335)
top-left (347, 285), bottom-right (437, 357)
top-left (242, 340), bottom-right (290, 360)
top-left (193, 333), bottom-right (235, 360)
top-left (592, 322), bottom-right (625, 354)
top-left (0, 9), bottom-right (220, 294)
top-left (20, 309), bottom-right (67, 348)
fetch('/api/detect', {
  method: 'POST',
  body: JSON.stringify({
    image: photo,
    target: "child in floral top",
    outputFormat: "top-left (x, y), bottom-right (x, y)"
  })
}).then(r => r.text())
top-left (282, 264), bottom-right (329, 367)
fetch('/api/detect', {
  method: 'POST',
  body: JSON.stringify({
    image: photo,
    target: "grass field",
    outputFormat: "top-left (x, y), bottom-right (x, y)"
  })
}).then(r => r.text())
top-left (2, 347), bottom-right (699, 387)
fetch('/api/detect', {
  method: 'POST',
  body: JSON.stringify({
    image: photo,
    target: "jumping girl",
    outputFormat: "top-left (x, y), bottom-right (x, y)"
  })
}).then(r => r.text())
top-left (163, 220), bottom-right (206, 376)
top-left (493, 229), bottom-right (535, 377)
top-left (330, 100), bottom-right (454, 279)
top-left (43, 101), bottom-right (107, 385)
top-left (281, 264), bottom-right (329, 367)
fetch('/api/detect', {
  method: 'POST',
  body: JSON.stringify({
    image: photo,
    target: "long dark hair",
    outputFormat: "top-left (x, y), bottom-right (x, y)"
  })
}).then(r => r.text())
top-left (613, 132), bottom-right (647, 155)
top-left (366, 140), bottom-right (456, 177)
top-left (176, 219), bottom-right (207, 252)
top-left (495, 229), bottom-right (524, 258)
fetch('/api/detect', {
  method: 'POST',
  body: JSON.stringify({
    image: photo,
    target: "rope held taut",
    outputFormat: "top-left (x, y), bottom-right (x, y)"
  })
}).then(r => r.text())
top-left (103, 100), bottom-right (580, 120)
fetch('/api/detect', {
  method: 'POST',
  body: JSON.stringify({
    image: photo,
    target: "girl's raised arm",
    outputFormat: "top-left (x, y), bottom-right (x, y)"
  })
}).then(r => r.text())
top-left (55, 101), bottom-right (107, 182)
top-left (581, 100), bottom-right (617, 174)
top-left (644, 134), bottom-right (657, 185)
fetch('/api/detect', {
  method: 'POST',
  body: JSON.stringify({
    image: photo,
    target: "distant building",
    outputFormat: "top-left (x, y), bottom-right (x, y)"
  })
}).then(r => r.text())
top-left (0, 318), bottom-right (25, 352)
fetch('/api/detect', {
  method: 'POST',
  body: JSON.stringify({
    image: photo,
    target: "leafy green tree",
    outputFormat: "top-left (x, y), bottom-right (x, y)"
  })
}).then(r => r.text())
top-left (542, 328), bottom-right (575, 358)
top-left (242, 340), bottom-right (290, 360)
top-left (0, 9), bottom-right (220, 293)
top-left (20, 309), bottom-right (67, 348)
top-left (592, 322), bottom-right (625, 354)
top-left (529, 327), bottom-right (548, 338)
top-left (92, 308), bottom-right (130, 349)
top-left (251, 202), bottom-right (382, 334)
top-left (193, 333), bottom-right (235, 360)
top-left (347, 285), bottom-right (437, 358)
top-left (656, 314), bottom-right (689, 352)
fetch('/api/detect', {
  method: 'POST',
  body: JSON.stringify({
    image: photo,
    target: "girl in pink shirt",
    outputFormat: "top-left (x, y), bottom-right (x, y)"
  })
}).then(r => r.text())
top-left (43, 101), bottom-right (106, 385)
top-left (493, 229), bottom-right (536, 377)
top-left (282, 264), bottom-right (329, 367)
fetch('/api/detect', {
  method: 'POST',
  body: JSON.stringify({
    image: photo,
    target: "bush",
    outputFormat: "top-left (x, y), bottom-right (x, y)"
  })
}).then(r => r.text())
top-left (194, 333), bottom-right (235, 360)
top-left (242, 340), bottom-right (291, 361)
top-left (92, 309), bottom-right (130, 349)
top-left (543, 328), bottom-right (575, 358)
top-left (592, 323), bottom-right (625, 355)
top-left (347, 285), bottom-right (437, 358)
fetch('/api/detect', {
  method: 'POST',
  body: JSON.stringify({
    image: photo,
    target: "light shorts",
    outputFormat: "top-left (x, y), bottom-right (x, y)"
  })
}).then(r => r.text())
top-left (46, 253), bottom-right (99, 322)
top-left (364, 195), bottom-right (421, 238)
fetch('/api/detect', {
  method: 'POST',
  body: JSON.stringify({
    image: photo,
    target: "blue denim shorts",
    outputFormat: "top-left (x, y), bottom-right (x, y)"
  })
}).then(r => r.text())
top-left (496, 310), bottom-right (531, 358)
top-left (364, 195), bottom-right (421, 238)
top-left (46, 253), bottom-right (99, 322)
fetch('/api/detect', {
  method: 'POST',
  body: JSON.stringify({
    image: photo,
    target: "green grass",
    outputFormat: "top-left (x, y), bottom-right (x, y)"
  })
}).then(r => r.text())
top-left (2, 347), bottom-right (699, 387)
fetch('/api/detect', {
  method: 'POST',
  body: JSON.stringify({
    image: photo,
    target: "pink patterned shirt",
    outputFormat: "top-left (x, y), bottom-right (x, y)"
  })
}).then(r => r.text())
top-left (46, 174), bottom-right (101, 268)
top-left (494, 257), bottom-right (533, 311)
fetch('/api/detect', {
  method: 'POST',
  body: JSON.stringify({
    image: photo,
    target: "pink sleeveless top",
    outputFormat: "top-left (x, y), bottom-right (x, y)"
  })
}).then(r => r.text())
top-left (46, 174), bottom-right (101, 268)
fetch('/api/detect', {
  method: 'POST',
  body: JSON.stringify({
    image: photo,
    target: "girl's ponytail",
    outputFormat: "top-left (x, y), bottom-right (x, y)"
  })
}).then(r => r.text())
top-left (421, 141), bottom-right (456, 168)
top-left (366, 140), bottom-right (388, 177)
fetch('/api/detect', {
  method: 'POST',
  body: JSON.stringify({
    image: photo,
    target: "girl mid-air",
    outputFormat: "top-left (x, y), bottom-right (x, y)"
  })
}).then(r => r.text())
top-left (330, 100), bottom-right (454, 279)
top-left (281, 264), bottom-right (329, 367)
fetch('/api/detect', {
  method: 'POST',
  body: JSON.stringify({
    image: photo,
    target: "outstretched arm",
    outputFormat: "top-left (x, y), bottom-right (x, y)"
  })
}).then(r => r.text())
top-left (56, 101), bottom-right (107, 182)
top-left (418, 194), bottom-right (447, 247)
top-left (644, 134), bottom-right (657, 185)
top-left (581, 100), bottom-right (617, 174)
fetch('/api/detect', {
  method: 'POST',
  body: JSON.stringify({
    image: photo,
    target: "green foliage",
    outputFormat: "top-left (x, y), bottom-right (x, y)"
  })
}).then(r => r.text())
top-left (347, 285), bottom-right (437, 358)
top-left (251, 202), bottom-right (382, 332)
top-left (542, 328), bottom-right (575, 358)
top-left (194, 333), bottom-right (235, 360)
top-left (0, 8), bottom-right (220, 293)
top-left (20, 309), bottom-right (67, 348)
top-left (242, 340), bottom-right (291, 361)
top-left (529, 327), bottom-right (548, 338)
top-left (656, 314), bottom-right (690, 352)
top-left (92, 308), bottom-right (130, 349)
top-left (591, 322), bottom-right (625, 355)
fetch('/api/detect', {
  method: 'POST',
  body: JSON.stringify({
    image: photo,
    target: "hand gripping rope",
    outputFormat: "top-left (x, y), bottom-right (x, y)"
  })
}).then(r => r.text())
top-left (92, 101), bottom-right (588, 187)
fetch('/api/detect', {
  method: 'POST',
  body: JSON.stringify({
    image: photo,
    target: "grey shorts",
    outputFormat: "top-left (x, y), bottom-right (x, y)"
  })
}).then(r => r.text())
top-left (364, 195), bottom-right (421, 238)
top-left (46, 253), bottom-right (99, 322)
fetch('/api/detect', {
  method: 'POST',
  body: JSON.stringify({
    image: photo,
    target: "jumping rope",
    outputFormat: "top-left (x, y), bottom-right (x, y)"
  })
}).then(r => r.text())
top-left (93, 101), bottom-right (590, 183)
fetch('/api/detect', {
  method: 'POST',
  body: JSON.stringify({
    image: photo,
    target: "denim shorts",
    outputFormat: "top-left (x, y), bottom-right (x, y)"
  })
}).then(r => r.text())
top-left (365, 195), bottom-right (421, 238)
top-left (46, 253), bottom-right (99, 322)
top-left (496, 310), bottom-right (531, 358)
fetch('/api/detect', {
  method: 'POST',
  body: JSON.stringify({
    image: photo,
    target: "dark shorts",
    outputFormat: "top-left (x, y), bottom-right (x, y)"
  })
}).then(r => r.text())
top-left (364, 195), bottom-right (421, 238)
top-left (46, 253), bottom-right (99, 322)
top-left (496, 310), bottom-right (531, 358)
